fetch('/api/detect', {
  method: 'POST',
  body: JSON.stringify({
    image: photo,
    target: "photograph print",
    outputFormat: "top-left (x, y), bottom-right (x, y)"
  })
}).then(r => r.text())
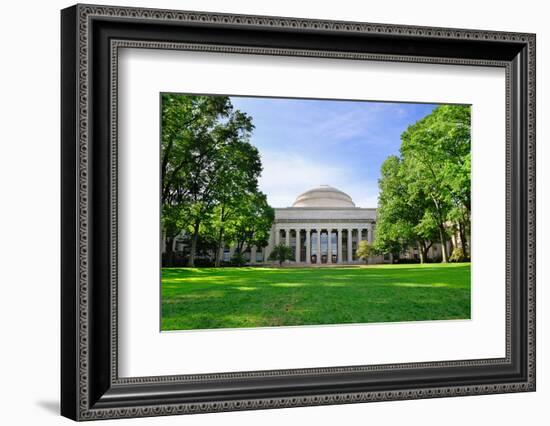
top-left (160, 94), bottom-right (471, 332)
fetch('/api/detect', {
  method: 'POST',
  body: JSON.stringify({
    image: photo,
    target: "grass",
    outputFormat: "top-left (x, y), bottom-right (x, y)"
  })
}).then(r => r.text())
top-left (161, 263), bottom-right (471, 331)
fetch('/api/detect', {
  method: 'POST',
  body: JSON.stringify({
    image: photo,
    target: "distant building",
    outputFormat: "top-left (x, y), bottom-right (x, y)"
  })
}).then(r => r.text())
top-left (238, 185), bottom-right (384, 264)
top-left (168, 184), bottom-right (452, 265)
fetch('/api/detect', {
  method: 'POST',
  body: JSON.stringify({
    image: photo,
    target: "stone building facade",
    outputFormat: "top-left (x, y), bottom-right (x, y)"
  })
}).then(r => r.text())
top-left (224, 185), bottom-right (389, 264)
top-left (167, 184), bottom-right (451, 265)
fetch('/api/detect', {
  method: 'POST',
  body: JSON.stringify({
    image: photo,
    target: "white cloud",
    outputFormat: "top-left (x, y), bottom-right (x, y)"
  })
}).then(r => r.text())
top-left (259, 150), bottom-right (379, 208)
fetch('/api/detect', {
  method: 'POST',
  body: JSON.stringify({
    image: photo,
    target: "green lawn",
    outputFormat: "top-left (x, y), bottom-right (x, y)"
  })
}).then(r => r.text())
top-left (161, 263), bottom-right (471, 331)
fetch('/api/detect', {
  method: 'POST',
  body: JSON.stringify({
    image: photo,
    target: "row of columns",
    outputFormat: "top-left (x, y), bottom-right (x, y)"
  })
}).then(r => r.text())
top-left (273, 225), bottom-right (374, 264)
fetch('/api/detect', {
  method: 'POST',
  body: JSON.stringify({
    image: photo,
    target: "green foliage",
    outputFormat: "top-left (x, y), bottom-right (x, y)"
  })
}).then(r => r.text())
top-left (269, 243), bottom-right (294, 266)
top-left (375, 105), bottom-right (471, 263)
top-left (374, 155), bottom-right (437, 260)
top-left (162, 203), bottom-right (189, 241)
top-left (355, 241), bottom-right (374, 263)
top-left (230, 252), bottom-right (247, 267)
top-left (449, 247), bottom-right (466, 262)
top-left (226, 192), bottom-right (275, 254)
top-left (374, 155), bottom-right (416, 256)
top-left (160, 94), bottom-right (274, 266)
top-left (161, 264), bottom-right (471, 330)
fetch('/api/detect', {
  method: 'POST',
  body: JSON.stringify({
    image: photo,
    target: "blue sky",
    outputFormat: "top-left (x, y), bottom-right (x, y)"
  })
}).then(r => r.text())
top-left (229, 96), bottom-right (437, 208)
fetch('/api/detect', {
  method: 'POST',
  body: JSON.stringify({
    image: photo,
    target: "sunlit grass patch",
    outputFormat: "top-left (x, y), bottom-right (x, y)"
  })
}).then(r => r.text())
top-left (161, 263), bottom-right (471, 331)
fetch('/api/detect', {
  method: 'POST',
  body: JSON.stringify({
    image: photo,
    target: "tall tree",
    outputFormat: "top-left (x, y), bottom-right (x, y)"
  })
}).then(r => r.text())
top-left (209, 141), bottom-right (264, 266)
top-left (374, 156), bottom-right (438, 263)
top-left (160, 94), bottom-right (263, 266)
top-left (161, 94), bottom-right (230, 263)
top-left (226, 192), bottom-right (275, 257)
top-left (374, 156), bottom-right (411, 258)
top-left (161, 203), bottom-right (189, 266)
top-left (400, 105), bottom-right (471, 262)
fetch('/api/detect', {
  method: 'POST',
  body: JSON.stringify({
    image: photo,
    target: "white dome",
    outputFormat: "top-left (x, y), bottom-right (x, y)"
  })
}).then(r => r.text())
top-left (292, 185), bottom-right (356, 208)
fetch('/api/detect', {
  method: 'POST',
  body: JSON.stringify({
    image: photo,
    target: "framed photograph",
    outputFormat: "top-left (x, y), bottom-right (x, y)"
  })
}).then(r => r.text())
top-left (61, 4), bottom-right (536, 421)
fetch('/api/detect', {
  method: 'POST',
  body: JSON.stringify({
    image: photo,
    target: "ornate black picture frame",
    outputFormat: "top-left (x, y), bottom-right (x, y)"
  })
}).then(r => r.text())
top-left (61, 4), bottom-right (536, 421)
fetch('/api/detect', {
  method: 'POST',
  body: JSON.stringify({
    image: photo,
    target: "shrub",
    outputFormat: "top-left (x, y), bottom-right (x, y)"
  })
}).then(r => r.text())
top-left (269, 243), bottom-right (293, 266)
top-left (193, 258), bottom-right (215, 267)
top-left (395, 258), bottom-right (421, 264)
top-left (355, 241), bottom-right (374, 263)
top-left (449, 247), bottom-right (466, 262)
top-left (230, 252), bottom-right (247, 267)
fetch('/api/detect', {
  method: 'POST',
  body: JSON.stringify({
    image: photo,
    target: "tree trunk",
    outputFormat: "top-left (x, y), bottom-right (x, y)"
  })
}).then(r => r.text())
top-left (214, 228), bottom-right (224, 267)
top-left (438, 226), bottom-right (448, 263)
top-left (214, 206), bottom-right (226, 268)
top-left (164, 236), bottom-right (175, 267)
top-left (429, 195), bottom-right (448, 263)
top-left (188, 220), bottom-right (200, 267)
top-left (459, 219), bottom-right (468, 258)
top-left (417, 242), bottom-right (425, 264)
top-left (236, 239), bottom-right (247, 255)
top-left (422, 242), bottom-right (432, 264)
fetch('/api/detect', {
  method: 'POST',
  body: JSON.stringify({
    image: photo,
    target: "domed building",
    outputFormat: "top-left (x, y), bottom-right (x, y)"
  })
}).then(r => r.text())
top-left (169, 184), bottom-right (449, 265)
top-left (234, 185), bottom-right (386, 265)
top-left (292, 185), bottom-right (356, 208)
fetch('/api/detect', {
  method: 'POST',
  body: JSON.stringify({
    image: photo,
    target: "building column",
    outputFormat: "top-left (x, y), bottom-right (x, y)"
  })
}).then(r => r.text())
top-left (275, 227), bottom-right (280, 246)
top-left (360, 228), bottom-right (366, 261)
top-left (305, 229), bottom-right (311, 263)
top-left (327, 228), bottom-right (333, 264)
top-left (285, 228), bottom-right (290, 247)
top-left (316, 228), bottom-right (321, 263)
top-left (347, 228), bottom-right (353, 262)
top-left (229, 245), bottom-right (235, 260)
top-left (250, 246), bottom-right (257, 264)
top-left (264, 230), bottom-right (273, 262)
top-left (337, 228), bottom-right (343, 263)
top-left (295, 229), bottom-right (301, 263)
